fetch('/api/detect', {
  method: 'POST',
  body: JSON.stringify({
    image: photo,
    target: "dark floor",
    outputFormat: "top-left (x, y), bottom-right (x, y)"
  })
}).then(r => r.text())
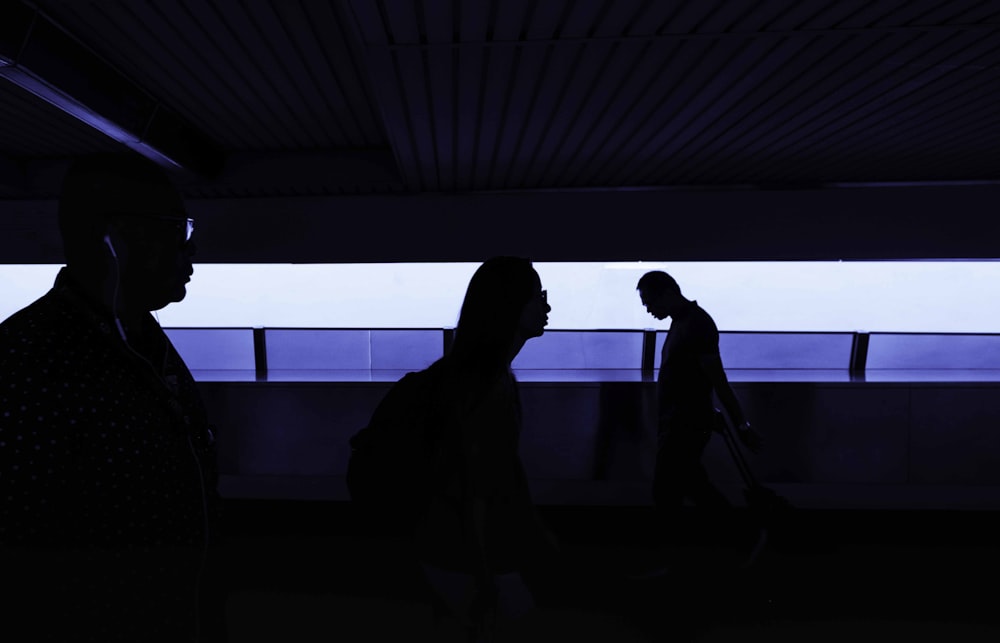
top-left (217, 500), bottom-right (1000, 641)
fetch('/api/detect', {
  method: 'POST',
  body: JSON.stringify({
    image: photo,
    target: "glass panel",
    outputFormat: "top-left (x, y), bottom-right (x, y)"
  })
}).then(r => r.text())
top-left (163, 328), bottom-right (255, 370)
top-left (265, 329), bottom-right (371, 370)
top-left (512, 330), bottom-right (643, 369)
top-left (719, 333), bottom-right (853, 369)
top-left (867, 334), bottom-right (1000, 369)
top-left (370, 329), bottom-right (443, 370)
top-left (654, 332), bottom-right (852, 369)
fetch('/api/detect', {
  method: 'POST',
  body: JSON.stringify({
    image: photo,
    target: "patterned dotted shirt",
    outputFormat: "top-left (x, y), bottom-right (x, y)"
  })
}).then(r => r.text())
top-left (1, 268), bottom-right (219, 642)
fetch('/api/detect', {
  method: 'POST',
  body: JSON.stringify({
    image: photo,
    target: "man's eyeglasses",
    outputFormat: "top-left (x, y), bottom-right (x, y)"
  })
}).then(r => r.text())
top-left (139, 214), bottom-right (194, 243)
top-left (109, 213), bottom-right (194, 244)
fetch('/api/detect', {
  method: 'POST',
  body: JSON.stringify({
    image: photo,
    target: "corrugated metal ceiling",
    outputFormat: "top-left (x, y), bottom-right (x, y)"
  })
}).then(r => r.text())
top-left (26, 0), bottom-right (386, 151)
top-left (1, 0), bottom-right (998, 197)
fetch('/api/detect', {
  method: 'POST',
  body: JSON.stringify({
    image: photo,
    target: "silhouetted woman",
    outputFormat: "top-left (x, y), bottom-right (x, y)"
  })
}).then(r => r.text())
top-left (414, 256), bottom-right (554, 641)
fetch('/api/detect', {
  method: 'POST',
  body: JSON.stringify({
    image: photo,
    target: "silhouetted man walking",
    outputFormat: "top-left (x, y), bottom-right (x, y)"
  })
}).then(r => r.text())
top-left (637, 271), bottom-right (762, 519)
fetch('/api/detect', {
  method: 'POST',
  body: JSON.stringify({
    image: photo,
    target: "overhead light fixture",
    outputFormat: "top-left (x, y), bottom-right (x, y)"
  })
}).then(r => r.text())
top-left (0, 3), bottom-right (223, 177)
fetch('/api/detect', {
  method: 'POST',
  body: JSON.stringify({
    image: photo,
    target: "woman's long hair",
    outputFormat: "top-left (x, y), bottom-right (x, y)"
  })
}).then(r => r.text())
top-left (449, 256), bottom-right (539, 377)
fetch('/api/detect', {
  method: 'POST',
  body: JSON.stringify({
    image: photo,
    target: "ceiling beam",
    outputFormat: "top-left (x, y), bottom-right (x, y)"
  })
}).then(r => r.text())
top-left (0, 2), bottom-right (224, 178)
top-left (176, 149), bottom-right (404, 195)
top-left (5, 184), bottom-right (1000, 263)
top-left (16, 150), bottom-right (404, 197)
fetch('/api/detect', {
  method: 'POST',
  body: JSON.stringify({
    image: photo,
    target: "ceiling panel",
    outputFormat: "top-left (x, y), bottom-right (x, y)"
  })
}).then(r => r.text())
top-left (30, 0), bottom-right (387, 150)
top-left (0, 0), bottom-right (996, 199)
top-left (347, 0), bottom-right (1000, 190)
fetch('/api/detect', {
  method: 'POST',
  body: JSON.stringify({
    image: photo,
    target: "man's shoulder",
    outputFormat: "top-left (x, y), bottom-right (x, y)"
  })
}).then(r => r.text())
top-left (688, 301), bottom-right (713, 319)
top-left (672, 303), bottom-right (719, 353)
top-left (671, 302), bottom-right (717, 333)
top-left (689, 303), bottom-right (719, 331)
top-left (1, 291), bottom-right (60, 332)
top-left (1, 290), bottom-right (95, 353)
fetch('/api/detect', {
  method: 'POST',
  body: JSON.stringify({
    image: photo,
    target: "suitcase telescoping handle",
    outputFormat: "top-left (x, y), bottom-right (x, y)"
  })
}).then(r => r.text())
top-left (716, 409), bottom-right (758, 489)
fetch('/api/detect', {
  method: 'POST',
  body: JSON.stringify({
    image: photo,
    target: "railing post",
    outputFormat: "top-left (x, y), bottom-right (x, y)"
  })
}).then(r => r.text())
top-left (850, 331), bottom-right (870, 380)
top-left (443, 327), bottom-right (455, 356)
top-left (641, 329), bottom-right (657, 377)
top-left (253, 327), bottom-right (267, 380)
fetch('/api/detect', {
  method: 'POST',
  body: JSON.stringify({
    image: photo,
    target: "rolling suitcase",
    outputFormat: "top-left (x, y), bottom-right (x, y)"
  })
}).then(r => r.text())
top-left (716, 410), bottom-right (793, 566)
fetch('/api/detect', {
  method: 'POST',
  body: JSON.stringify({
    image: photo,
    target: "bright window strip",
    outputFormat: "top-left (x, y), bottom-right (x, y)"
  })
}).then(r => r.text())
top-left (3, 261), bottom-right (1000, 332)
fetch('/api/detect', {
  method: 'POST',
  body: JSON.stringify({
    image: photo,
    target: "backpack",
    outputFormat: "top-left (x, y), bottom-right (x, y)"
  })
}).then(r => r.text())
top-left (346, 360), bottom-right (453, 535)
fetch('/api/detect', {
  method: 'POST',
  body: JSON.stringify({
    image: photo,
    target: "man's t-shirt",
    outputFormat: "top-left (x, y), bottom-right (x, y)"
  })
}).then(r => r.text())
top-left (657, 300), bottom-right (721, 432)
